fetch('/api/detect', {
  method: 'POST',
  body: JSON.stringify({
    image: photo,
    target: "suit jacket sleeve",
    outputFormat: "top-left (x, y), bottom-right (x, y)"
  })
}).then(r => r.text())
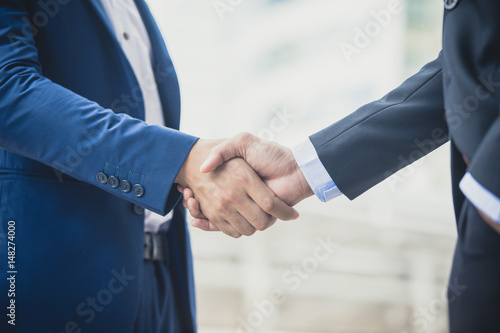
top-left (309, 53), bottom-right (448, 200)
top-left (0, 1), bottom-right (197, 215)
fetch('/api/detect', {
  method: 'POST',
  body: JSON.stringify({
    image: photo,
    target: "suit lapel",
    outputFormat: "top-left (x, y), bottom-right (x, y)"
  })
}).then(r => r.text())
top-left (85, 0), bottom-right (146, 119)
top-left (86, 0), bottom-right (120, 43)
top-left (85, 0), bottom-right (180, 127)
top-left (133, 0), bottom-right (182, 129)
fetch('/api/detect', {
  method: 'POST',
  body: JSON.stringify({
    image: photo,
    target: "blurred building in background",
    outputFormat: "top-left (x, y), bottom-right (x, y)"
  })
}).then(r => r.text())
top-left (148, 0), bottom-right (455, 332)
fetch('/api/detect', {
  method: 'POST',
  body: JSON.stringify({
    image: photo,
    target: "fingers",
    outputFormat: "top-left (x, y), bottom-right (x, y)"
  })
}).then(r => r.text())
top-left (210, 216), bottom-right (246, 238)
top-left (246, 177), bottom-right (300, 222)
top-left (181, 188), bottom-right (207, 219)
top-left (180, 176), bottom-right (254, 237)
top-left (218, 210), bottom-right (257, 237)
top-left (217, 158), bottom-right (298, 231)
top-left (180, 138), bottom-right (298, 237)
top-left (191, 216), bottom-right (254, 238)
top-left (179, 185), bottom-right (191, 209)
top-left (177, 184), bottom-right (186, 208)
top-left (217, 223), bottom-right (242, 238)
top-left (187, 198), bottom-right (205, 219)
top-left (191, 218), bottom-right (220, 231)
top-left (200, 133), bottom-right (255, 173)
top-left (232, 193), bottom-right (278, 231)
top-left (187, 188), bottom-right (275, 235)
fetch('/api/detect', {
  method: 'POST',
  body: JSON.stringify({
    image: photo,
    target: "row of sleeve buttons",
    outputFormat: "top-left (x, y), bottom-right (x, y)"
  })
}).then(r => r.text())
top-left (96, 172), bottom-right (145, 198)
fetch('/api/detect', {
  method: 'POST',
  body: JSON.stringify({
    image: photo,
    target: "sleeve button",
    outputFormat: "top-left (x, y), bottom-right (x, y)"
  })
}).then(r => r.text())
top-left (108, 176), bottom-right (120, 189)
top-left (120, 180), bottom-right (132, 193)
top-left (132, 204), bottom-right (145, 215)
top-left (97, 172), bottom-right (108, 184)
top-left (133, 184), bottom-right (145, 198)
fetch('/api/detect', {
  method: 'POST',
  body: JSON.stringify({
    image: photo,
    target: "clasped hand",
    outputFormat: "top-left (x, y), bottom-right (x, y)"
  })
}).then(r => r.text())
top-left (175, 134), bottom-right (314, 237)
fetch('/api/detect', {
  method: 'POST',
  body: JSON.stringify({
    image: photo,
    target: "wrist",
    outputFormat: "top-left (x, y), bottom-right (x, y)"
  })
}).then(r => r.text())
top-left (294, 159), bottom-right (314, 202)
top-left (175, 139), bottom-right (203, 187)
top-left (174, 139), bottom-right (219, 187)
top-left (282, 147), bottom-right (313, 205)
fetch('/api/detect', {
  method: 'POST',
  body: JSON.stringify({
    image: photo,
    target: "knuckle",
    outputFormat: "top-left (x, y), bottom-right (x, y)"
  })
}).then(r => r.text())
top-left (254, 219), bottom-right (269, 231)
top-left (261, 198), bottom-right (276, 212)
top-left (261, 216), bottom-right (277, 231)
top-left (231, 232), bottom-right (242, 239)
top-left (240, 132), bottom-right (255, 144)
top-left (255, 224), bottom-right (266, 232)
top-left (221, 227), bottom-right (236, 238)
top-left (244, 225), bottom-right (257, 236)
top-left (212, 201), bottom-right (226, 214)
top-left (232, 169), bottom-right (250, 185)
top-left (238, 132), bottom-right (251, 141)
top-left (222, 190), bottom-right (238, 204)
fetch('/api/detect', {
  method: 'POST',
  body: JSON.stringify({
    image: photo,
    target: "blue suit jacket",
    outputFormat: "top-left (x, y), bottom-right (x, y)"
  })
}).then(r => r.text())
top-left (0, 0), bottom-right (197, 331)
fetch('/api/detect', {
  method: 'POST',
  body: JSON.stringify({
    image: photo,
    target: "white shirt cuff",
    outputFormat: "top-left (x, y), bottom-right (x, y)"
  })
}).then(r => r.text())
top-left (292, 138), bottom-right (342, 202)
top-left (459, 172), bottom-right (500, 223)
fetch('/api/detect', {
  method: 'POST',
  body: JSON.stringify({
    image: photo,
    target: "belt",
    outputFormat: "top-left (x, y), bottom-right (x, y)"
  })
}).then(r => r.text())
top-left (144, 232), bottom-right (165, 261)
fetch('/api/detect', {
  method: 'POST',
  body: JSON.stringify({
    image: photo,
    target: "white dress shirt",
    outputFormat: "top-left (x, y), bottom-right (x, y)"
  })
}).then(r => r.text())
top-left (100, 0), bottom-right (173, 232)
top-left (292, 139), bottom-right (342, 202)
top-left (460, 173), bottom-right (500, 223)
top-left (293, 139), bottom-right (500, 224)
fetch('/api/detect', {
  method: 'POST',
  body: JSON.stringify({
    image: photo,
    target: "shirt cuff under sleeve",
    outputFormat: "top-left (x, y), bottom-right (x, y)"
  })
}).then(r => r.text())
top-left (292, 138), bottom-right (342, 202)
top-left (460, 172), bottom-right (500, 223)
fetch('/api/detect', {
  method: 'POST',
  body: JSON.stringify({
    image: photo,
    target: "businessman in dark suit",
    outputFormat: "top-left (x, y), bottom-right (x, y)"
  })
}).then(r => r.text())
top-left (183, 0), bottom-right (500, 330)
top-left (0, 0), bottom-right (298, 332)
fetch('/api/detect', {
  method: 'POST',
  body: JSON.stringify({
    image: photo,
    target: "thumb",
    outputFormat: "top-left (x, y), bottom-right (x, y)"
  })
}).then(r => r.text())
top-left (200, 139), bottom-right (243, 173)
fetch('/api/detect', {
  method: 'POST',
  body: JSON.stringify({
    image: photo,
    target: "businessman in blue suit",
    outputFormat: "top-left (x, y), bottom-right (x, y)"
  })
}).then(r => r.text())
top-left (0, 0), bottom-right (299, 332)
top-left (184, 0), bottom-right (500, 331)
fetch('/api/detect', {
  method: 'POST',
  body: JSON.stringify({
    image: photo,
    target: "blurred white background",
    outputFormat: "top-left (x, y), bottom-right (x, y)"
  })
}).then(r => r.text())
top-left (148, 0), bottom-right (456, 332)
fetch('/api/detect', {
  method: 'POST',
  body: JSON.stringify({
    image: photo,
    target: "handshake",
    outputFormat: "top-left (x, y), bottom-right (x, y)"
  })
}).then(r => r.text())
top-left (175, 133), bottom-right (314, 238)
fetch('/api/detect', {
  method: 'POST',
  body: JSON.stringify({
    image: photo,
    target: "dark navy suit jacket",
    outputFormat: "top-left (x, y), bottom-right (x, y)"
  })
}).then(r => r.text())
top-left (310, 3), bottom-right (500, 328)
top-left (310, 1), bottom-right (500, 210)
top-left (0, 0), bottom-right (197, 331)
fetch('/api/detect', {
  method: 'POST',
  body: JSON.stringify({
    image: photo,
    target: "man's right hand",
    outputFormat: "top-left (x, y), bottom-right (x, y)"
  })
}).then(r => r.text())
top-left (179, 134), bottom-right (314, 232)
top-left (175, 139), bottom-right (299, 238)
